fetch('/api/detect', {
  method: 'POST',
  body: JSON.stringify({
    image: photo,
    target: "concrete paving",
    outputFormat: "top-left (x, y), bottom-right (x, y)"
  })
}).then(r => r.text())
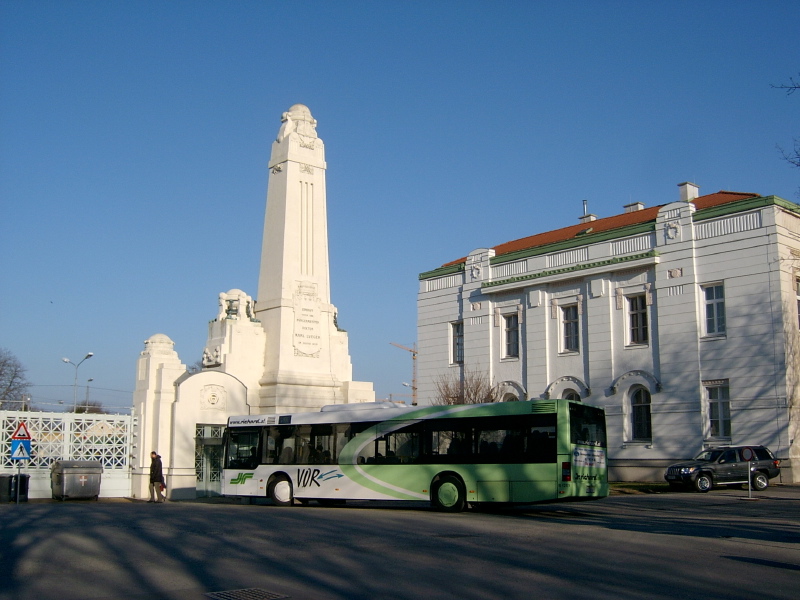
top-left (1, 484), bottom-right (799, 600)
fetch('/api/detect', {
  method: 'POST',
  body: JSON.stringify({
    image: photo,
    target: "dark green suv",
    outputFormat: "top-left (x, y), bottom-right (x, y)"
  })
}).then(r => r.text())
top-left (664, 446), bottom-right (780, 492)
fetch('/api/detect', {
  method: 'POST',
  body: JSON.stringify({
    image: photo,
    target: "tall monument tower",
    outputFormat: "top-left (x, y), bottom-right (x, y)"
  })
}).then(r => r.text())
top-left (254, 104), bottom-right (374, 411)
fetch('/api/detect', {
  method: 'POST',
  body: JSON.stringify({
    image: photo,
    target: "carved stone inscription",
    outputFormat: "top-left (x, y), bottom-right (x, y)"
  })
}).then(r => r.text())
top-left (293, 283), bottom-right (321, 358)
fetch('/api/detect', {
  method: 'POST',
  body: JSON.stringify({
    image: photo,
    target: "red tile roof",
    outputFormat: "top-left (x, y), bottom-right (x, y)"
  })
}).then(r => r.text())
top-left (441, 191), bottom-right (759, 268)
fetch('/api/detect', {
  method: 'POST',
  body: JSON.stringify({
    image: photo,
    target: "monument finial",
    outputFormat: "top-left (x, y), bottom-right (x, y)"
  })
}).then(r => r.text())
top-left (276, 104), bottom-right (317, 142)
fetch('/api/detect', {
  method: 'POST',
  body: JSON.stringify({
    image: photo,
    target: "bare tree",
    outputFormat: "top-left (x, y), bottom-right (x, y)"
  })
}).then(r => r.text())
top-left (432, 365), bottom-right (501, 405)
top-left (72, 400), bottom-right (107, 414)
top-left (772, 74), bottom-right (800, 95)
top-left (773, 74), bottom-right (800, 195)
top-left (0, 348), bottom-right (31, 410)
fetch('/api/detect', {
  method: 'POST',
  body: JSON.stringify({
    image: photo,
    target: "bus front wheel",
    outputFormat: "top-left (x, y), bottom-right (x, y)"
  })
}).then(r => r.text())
top-left (431, 475), bottom-right (466, 513)
top-left (268, 476), bottom-right (294, 506)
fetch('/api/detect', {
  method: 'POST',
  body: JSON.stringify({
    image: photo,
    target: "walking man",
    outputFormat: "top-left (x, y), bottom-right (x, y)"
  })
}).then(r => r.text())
top-left (148, 451), bottom-right (165, 503)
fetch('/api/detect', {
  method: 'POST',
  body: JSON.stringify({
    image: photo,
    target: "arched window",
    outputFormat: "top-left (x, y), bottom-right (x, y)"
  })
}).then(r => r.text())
top-left (562, 389), bottom-right (581, 402)
top-left (631, 387), bottom-right (652, 441)
top-left (502, 393), bottom-right (519, 402)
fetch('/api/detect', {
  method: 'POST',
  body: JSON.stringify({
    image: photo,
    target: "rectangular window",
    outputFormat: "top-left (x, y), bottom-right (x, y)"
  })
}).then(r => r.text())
top-left (796, 276), bottom-right (800, 330)
top-left (451, 321), bottom-right (464, 364)
top-left (707, 384), bottom-right (731, 438)
top-left (631, 388), bottom-right (652, 441)
top-left (562, 305), bottom-right (579, 352)
top-left (504, 314), bottom-right (519, 358)
top-left (628, 294), bottom-right (648, 344)
top-left (703, 283), bottom-right (726, 335)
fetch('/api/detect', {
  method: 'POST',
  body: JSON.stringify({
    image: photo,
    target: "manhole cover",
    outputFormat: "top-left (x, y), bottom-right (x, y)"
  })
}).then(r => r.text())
top-left (205, 589), bottom-right (290, 600)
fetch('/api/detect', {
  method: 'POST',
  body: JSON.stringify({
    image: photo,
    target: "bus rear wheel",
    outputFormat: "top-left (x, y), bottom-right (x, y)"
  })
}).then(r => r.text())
top-left (431, 475), bottom-right (466, 513)
top-left (268, 476), bottom-right (294, 506)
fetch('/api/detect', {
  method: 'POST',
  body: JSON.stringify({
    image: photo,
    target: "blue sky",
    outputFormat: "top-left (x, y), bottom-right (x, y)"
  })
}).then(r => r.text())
top-left (1, 1), bottom-right (798, 412)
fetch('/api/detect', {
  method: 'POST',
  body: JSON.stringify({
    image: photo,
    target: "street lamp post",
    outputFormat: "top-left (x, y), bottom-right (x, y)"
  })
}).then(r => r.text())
top-left (85, 378), bottom-right (94, 412)
top-left (62, 353), bottom-right (93, 412)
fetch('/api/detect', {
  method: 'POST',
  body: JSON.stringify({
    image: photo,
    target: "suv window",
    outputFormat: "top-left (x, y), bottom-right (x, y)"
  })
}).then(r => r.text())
top-left (695, 450), bottom-right (723, 462)
top-left (753, 447), bottom-right (774, 461)
top-left (719, 450), bottom-right (737, 463)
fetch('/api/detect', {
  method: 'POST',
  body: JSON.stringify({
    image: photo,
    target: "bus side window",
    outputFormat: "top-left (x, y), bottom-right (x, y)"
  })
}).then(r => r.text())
top-left (526, 427), bottom-right (557, 463)
top-left (310, 425), bottom-right (335, 464)
top-left (263, 428), bottom-right (278, 464)
top-left (335, 424), bottom-right (349, 459)
top-left (387, 423), bottom-right (420, 464)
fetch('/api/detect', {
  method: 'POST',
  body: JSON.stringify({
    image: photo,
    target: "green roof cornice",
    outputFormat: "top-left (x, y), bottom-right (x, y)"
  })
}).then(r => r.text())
top-left (483, 250), bottom-right (659, 289)
top-left (774, 196), bottom-right (800, 216)
top-left (418, 262), bottom-right (465, 281)
top-left (692, 195), bottom-right (785, 221)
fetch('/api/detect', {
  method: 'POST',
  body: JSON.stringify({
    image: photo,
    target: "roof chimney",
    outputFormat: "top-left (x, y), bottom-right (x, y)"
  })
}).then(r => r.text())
top-left (678, 182), bottom-right (699, 202)
top-left (624, 201), bottom-right (645, 213)
top-left (579, 199), bottom-right (596, 223)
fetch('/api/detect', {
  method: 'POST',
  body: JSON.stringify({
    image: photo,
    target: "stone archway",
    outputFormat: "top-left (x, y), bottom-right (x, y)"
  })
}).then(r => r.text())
top-left (543, 375), bottom-right (590, 400)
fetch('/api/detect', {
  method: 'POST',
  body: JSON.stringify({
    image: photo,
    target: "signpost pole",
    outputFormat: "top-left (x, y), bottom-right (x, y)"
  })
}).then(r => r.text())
top-left (10, 421), bottom-right (32, 505)
top-left (741, 446), bottom-right (755, 501)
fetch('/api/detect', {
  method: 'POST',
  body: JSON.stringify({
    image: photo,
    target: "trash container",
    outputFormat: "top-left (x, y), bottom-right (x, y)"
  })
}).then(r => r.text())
top-left (0, 474), bottom-right (12, 502)
top-left (10, 474), bottom-right (30, 502)
top-left (50, 460), bottom-right (103, 501)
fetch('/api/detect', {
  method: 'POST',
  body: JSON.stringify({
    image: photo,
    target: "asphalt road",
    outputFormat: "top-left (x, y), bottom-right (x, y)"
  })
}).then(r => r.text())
top-left (1, 485), bottom-right (798, 600)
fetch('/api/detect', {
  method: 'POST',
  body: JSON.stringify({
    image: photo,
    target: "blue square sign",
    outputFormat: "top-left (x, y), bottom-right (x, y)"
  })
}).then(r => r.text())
top-left (11, 439), bottom-right (31, 460)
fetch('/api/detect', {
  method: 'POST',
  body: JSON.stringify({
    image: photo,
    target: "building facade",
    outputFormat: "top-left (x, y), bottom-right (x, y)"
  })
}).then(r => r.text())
top-left (418, 183), bottom-right (799, 481)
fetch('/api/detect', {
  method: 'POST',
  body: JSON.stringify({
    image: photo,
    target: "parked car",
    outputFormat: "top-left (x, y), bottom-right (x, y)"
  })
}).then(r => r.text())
top-left (664, 445), bottom-right (780, 492)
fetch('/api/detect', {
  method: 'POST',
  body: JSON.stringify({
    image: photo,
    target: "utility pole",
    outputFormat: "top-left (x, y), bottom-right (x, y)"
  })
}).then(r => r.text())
top-left (390, 342), bottom-right (417, 405)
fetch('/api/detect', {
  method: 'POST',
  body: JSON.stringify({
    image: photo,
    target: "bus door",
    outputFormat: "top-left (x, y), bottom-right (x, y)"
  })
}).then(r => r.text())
top-left (223, 427), bottom-right (261, 496)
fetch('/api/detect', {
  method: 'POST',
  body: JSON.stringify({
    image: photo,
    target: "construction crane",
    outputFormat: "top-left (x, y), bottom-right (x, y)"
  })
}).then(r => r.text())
top-left (390, 342), bottom-right (418, 405)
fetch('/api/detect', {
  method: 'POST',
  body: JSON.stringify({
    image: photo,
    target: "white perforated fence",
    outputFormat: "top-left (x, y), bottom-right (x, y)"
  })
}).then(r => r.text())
top-left (1, 410), bottom-right (133, 499)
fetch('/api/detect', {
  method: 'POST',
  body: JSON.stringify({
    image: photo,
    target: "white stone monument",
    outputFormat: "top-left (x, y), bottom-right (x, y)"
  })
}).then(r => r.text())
top-left (254, 104), bottom-right (374, 411)
top-left (131, 105), bottom-right (374, 499)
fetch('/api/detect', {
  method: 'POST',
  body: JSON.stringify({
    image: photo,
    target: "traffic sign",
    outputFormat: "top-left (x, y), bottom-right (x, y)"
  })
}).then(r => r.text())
top-left (741, 447), bottom-right (755, 462)
top-left (11, 422), bottom-right (31, 440)
top-left (11, 439), bottom-right (31, 460)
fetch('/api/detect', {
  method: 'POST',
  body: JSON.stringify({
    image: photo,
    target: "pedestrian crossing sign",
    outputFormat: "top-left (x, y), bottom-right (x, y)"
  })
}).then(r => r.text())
top-left (11, 439), bottom-right (31, 460)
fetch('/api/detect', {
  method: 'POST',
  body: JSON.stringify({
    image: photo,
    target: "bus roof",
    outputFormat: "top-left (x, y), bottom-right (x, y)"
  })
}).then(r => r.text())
top-left (227, 402), bottom-right (417, 427)
top-left (225, 399), bottom-right (590, 428)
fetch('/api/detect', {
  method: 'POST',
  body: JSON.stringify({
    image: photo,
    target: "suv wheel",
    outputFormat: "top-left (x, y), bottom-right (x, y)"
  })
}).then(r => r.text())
top-left (751, 472), bottom-right (769, 491)
top-left (694, 473), bottom-right (712, 493)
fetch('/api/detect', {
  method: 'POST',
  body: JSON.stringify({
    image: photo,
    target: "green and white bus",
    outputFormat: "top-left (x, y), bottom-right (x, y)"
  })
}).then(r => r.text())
top-left (222, 399), bottom-right (607, 511)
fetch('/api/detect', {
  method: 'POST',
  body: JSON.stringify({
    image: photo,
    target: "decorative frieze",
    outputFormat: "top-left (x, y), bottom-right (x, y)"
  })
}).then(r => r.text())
top-left (492, 259), bottom-right (527, 279)
top-left (547, 247), bottom-right (589, 268)
top-left (426, 274), bottom-right (461, 292)
top-left (610, 234), bottom-right (653, 256)
top-left (695, 211), bottom-right (762, 240)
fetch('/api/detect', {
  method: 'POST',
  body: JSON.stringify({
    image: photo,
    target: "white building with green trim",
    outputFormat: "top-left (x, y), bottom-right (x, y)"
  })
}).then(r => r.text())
top-left (417, 183), bottom-right (800, 481)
